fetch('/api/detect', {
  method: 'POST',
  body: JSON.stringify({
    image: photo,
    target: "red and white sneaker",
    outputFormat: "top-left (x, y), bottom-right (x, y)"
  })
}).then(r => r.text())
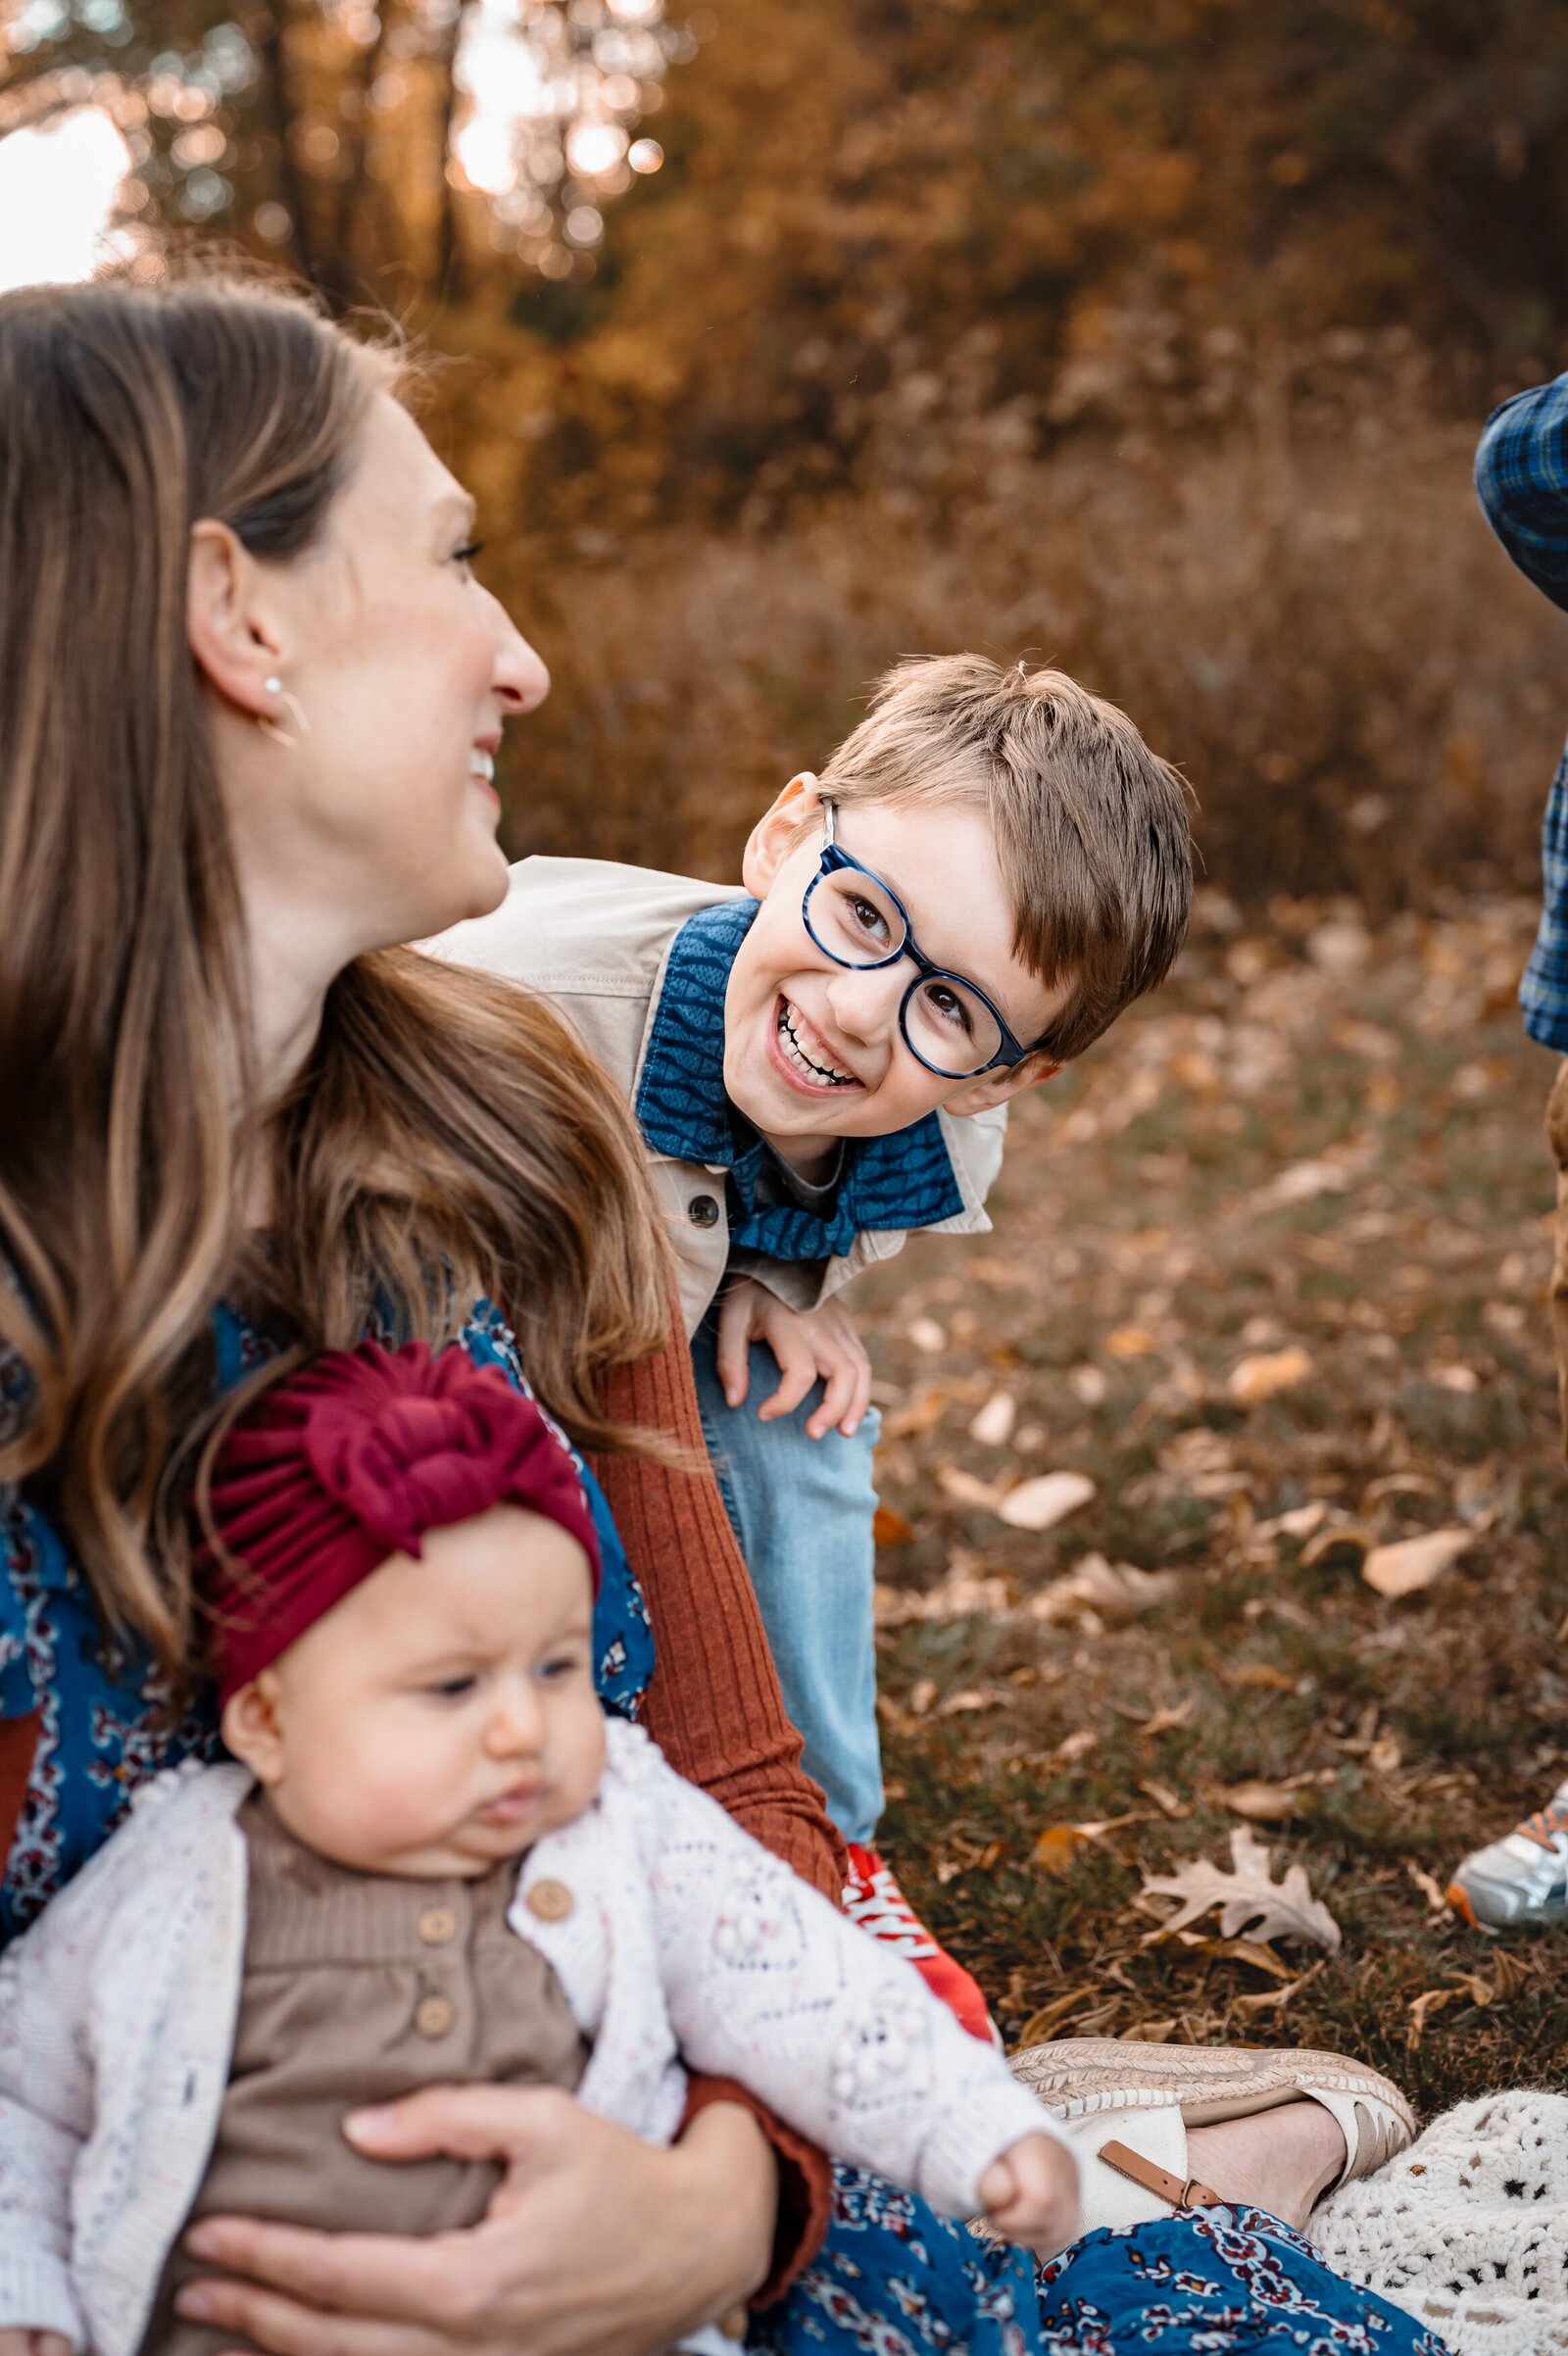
top-left (843, 1842), bottom-right (997, 2044)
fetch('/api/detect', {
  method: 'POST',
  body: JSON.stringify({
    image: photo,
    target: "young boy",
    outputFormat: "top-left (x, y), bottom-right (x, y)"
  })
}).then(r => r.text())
top-left (0, 1341), bottom-right (1079, 2356)
top-left (432, 657), bottom-right (1192, 2031)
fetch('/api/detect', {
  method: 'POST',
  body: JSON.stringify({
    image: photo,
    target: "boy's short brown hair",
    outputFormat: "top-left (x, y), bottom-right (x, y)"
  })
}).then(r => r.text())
top-left (815, 655), bottom-right (1193, 1064)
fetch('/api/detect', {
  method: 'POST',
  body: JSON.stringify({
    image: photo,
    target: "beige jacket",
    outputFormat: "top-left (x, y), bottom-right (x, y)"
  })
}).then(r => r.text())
top-left (429, 857), bottom-right (1007, 1335)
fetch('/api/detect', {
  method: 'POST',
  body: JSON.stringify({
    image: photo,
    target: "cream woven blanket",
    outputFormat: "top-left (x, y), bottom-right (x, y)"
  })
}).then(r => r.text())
top-left (1312, 2091), bottom-right (1568, 2356)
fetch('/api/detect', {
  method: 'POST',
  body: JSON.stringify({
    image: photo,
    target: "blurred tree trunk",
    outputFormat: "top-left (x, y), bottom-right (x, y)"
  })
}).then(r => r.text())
top-left (253, 2), bottom-right (319, 292)
top-left (432, 2), bottom-right (466, 307)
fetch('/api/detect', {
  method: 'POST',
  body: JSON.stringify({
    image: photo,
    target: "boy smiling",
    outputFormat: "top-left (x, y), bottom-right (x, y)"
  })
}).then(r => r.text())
top-left (434, 655), bottom-right (1192, 2035)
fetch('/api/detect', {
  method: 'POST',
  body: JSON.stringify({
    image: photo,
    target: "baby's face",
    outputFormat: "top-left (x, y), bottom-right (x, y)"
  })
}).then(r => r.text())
top-left (724, 783), bottom-right (1066, 1162)
top-left (221, 1503), bottom-right (607, 1878)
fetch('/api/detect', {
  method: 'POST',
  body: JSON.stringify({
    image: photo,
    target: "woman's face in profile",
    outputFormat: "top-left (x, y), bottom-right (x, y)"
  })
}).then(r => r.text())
top-left (255, 391), bottom-right (548, 951)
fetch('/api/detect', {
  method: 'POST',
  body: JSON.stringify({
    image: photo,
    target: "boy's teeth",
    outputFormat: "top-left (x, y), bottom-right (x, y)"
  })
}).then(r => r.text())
top-left (469, 750), bottom-right (496, 781)
top-left (778, 1001), bottom-right (857, 1086)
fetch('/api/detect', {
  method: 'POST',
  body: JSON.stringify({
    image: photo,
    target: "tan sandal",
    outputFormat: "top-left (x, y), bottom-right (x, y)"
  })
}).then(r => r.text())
top-left (1009, 2038), bottom-right (1415, 2232)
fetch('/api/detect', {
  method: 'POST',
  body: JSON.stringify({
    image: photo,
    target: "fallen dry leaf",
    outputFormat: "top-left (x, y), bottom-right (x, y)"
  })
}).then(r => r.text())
top-left (872, 1504), bottom-right (915, 1547)
top-left (1139, 1778), bottom-right (1193, 1818)
top-left (1106, 1327), bottom-right (1160, 1358)
top-left (1251, 1501), bottom-right (1330, 1542)
top-left (873, 1564), bottom-right (1013, 1626)
top-left (1404, 1860), bottom-right (1453, 1918)
top-left (1127, 1697), bottom-right (1197, 1740)
top-left (1230, 1958), bottom-right (1326, 2018)
top-left (969, 1390), bottom-right (1017, 1448)
top-left (1117, 2018), bottom-right (1179, 2042)
top-left (1361, 1527), bottom-right (1476, 1598)
top-left (1205, 1779), bottom-right (1313, 1822)
top-left (999, 1470), bottom-right (1098, 1531)
top-left (1227, 1663), bottom-right (1298, 1693)
top-left (1031, 1824), bottom-right (1091, 1873)
top-left (1406, 1988), bottom-right (1459, 2049)
top-left (1479, 1949), bottom-right (1536, 2002)
top-left (1253, 1160), bottom-right (1352, 1209)
top-left (938, 1463), bottom-right (1007, 1511)
top-left (1228, 1346), bottom-right (1314, 1404)
top-left (1361, 1471), bottom-right (1444, 1509)
top-left (1139, 1825), bottom-right (1342, 1951)
top-left (1300, 1520), bottom-right (1380, 1567)
top-left (1016, 1988), bottom-right (1099, 2043)
top-left (881, 1387), bottom-right (949, 1440)
top-left (1026, 1552), bottom-right (1181, 1625)
top-left (1054, 1728), bottom-right (1100, 1765)
top-left (908, 1678), bottom-right (938, 1716)
top-left (1204, 1937), bottom-right (1298, 1979)
top-left (937, 1686), bottom-right (1005, 1717)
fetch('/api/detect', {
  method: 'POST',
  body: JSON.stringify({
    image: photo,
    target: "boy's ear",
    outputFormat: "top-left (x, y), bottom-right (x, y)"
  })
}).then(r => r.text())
top-left (741, 772), bottom-right (823, 897)
top-left (220, 1669), bottom-right (289, 1787)
top-left (943, 1055), bottom-right (1061, 1117)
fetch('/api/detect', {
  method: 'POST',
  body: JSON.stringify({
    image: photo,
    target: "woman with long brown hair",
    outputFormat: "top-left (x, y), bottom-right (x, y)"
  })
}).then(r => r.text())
top-left (0, 267), bottom-right (1449, 2356)
top-left (0, 267), bottom-right (839, 2352)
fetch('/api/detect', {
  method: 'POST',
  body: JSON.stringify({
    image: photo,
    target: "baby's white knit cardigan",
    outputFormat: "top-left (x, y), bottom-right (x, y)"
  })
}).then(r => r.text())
top-left (1313, 2089), bottom-right (1568, 2355)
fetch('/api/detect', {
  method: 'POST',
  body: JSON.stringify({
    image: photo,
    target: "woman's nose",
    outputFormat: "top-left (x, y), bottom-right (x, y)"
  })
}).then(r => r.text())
top-left (826, 963), bottom-right (906, 1045)
top-left (491, 597), bottom-right (551, 714)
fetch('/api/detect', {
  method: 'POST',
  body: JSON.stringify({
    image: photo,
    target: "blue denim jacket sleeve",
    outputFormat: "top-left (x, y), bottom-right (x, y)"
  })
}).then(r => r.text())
top-left (1475, 373), bottom-right (1568, 1052)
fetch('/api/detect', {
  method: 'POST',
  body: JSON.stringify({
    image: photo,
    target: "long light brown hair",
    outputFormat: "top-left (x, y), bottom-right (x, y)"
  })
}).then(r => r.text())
top-left (0, 271), bottom-right (666, 1682)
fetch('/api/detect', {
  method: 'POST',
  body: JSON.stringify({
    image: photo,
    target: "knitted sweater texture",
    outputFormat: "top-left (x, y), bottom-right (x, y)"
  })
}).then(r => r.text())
top-left (0, 1726), bottom-right (1057, 2356)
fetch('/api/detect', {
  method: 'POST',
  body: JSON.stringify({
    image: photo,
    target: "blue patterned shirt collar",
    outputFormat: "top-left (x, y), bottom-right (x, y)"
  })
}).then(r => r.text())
top-left (633, 898), bottom-right (964, 1262)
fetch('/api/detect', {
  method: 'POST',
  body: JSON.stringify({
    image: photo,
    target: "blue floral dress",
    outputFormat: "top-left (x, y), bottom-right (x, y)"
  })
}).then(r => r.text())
top-left (752, 2172), bottom-right (1448, 2356)
top-left (0, 1296), bottom-right (654, 1942)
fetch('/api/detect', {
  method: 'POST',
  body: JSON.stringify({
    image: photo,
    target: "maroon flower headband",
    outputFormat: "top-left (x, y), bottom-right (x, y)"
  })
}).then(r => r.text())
top-left (197, 1339), bottom-right (601, 1702)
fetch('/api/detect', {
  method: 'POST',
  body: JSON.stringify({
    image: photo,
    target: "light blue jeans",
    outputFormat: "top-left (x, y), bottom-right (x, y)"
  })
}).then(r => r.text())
top-left (690, 1315), bottom-right (884, 1844)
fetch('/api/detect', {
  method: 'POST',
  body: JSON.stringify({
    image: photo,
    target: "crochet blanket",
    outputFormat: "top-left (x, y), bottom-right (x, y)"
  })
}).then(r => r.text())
top-left (1311, 2090), bottom-right (1568, 2356)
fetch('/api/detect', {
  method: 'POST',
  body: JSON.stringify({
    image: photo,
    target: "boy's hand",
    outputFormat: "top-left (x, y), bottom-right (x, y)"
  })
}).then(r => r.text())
top-left (977, 2133), bottom-right (1081, 2259)
top-left (0, 2332), bottom-right (73, 2356)
top-left (714, 1280), bottom-right (872, 1439)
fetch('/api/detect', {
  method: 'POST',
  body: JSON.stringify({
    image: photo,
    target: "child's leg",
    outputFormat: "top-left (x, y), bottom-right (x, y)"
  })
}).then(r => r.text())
top-left (748, 2171), bottom-right (1450, 2355)
top-left (690, 1313), bottom-right (883, 1845)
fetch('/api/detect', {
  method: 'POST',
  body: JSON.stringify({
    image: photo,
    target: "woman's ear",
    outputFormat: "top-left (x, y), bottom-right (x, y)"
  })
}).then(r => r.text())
top-left (220, 1669), bottom-right (289, 1787)
top-left (942, 1055), bottom-right (1061, 1118)
top-left (186, 517), bottom-right (288, 719)
top-left (741, 773), bottom-right (823, 897)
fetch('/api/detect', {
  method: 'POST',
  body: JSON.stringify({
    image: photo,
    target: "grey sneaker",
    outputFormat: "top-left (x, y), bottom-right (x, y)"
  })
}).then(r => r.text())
top-left (1447, 1778), bottom-right (1568, 1929)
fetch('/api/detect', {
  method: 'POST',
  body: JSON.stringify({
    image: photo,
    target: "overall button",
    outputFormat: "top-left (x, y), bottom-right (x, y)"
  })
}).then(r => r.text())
top-left (418, 1904), bottom-right (457, 1946)
top-left (526, 1878), bottom-right (574, 1922)
top-left (687, 1194), bottom-right (720, 1228)
top-left (415, 1994), bottom-right (454, 2039)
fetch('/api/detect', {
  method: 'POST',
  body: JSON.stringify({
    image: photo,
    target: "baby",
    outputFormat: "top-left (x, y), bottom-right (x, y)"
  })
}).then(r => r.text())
top-left (0, 1341), bottom-right (1077, 2356)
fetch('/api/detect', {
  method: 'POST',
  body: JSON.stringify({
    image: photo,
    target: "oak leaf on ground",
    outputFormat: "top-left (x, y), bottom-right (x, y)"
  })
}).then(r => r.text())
top-left (1138, 1825), bottom-right (1342, 1952)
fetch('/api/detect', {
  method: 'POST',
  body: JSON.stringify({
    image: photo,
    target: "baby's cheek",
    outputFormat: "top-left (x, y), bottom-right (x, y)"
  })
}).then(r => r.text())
top-left (553, 1696), bottom-right (609, 1819)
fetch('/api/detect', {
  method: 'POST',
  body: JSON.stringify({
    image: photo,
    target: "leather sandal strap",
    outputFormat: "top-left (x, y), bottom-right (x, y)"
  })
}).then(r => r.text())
top-left (1100, 2139), bottom-right (1224, 2209)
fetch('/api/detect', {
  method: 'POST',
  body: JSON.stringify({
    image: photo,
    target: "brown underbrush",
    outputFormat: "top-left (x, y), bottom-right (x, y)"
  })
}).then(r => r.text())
top-left (499, 371), bottom-right (1568, 913)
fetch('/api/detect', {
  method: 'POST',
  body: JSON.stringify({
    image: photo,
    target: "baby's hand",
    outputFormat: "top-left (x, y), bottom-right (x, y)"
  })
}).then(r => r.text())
top-left (978, 2133), bottom-right (1081, 2258)
top-left (0, 2331), bottom-right (74, 2356)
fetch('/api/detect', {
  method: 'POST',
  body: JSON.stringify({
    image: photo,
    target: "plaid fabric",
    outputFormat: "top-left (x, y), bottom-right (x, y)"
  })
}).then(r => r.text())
top-left (1475, 372), bottom-right (1568, 1051)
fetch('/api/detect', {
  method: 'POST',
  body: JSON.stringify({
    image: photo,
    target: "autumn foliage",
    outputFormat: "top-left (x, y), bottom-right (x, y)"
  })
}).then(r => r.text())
top-left (4, 0), bottom-right (1568, 897)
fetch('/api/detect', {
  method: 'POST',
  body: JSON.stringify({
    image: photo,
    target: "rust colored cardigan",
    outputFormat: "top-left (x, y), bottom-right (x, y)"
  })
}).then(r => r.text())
top-left (0, 1318), bottom-right (844, 2302)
